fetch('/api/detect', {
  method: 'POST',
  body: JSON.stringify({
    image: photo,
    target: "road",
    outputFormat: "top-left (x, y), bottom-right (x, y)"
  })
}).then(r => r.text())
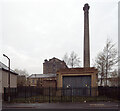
top-left (1, 102), bottom-right (120, 111)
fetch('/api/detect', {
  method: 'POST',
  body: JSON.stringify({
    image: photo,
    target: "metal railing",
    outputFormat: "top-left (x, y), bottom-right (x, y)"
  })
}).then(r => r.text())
top-left (4, 86), bottom-right (120, 103)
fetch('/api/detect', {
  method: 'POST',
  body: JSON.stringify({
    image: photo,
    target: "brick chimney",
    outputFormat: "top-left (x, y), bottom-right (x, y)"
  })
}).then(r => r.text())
top-left (83, 3), bottom-right (90, 67)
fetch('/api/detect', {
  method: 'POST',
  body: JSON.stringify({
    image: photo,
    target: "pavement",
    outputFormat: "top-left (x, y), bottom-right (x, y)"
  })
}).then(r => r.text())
top-left (2, 102), bottom-right (120, 110)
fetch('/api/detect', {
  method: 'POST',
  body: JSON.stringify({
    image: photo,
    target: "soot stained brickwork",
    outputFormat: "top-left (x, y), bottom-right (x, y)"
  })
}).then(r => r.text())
top-left (43, 57), bottom-right (68, 74)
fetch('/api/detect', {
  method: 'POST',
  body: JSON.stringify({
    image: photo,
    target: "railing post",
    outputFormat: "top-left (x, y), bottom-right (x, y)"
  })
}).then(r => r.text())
top-left (25, 86), bottom-right (26, 100)
top-left (90, 86), bottom-right (91, 96)
top-left (49, 87), bottom-right (50, 103)
top-left (61, 88), bottom-right (62, 102)
top-left (4, 87), bottom-right (6, 101)
top-left (16, 88), bottom-right (17, 99)
top-left (71, 88), bottom-right (72, 102)
top-left (51, 88), bottom-right (54, 102)
top-left (71, 88), bottom-right (73, 102)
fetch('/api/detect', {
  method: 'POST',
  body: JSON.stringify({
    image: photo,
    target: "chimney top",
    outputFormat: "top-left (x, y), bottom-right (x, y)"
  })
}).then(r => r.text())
top-left (83, 3), bottom-right (90, 11)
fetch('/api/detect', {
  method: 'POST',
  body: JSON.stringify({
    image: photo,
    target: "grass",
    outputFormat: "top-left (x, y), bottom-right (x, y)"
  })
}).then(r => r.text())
top-left (10, 95), bottom-right (119, 103)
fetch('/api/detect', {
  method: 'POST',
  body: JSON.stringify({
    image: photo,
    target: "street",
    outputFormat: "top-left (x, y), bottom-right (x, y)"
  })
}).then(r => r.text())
top-left (2, 102), bottom-right (120, 111)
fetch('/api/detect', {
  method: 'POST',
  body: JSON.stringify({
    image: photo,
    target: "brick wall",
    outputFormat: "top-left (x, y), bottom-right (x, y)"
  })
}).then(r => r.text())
top-left (43, 57), bottom-right (68, 74)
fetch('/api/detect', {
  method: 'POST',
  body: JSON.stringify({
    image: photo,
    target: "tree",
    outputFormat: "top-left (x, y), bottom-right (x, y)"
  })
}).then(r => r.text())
top-left (94, 52), bottom-right (106, 86)
top-left (14, 68), bottom-right (29, 77)
top-left (14, 68), bottom-right (29, 86)
top-left (63, 53), bottom-right (69, 66)
top-left (63, 51), bottom-right (81, 68)
top-left (94, 39), bottom-right (119, 86)
top-left (110, 69), bottom-right (118, 78)
top-left (109, 69), bottom-right (118, 86)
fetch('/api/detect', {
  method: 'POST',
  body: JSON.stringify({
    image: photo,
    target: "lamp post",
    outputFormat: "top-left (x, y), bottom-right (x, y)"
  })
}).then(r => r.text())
top-left (3, 54), bottom-right (10, 102)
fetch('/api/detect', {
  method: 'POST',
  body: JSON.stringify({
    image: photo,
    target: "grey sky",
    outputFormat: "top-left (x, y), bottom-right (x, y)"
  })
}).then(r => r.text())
top-left (0, 0), bottom-right (119, 74)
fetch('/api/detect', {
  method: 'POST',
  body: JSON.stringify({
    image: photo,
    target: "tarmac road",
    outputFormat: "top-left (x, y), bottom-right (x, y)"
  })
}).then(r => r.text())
top-left (1, 102), bottom-right (120, 111)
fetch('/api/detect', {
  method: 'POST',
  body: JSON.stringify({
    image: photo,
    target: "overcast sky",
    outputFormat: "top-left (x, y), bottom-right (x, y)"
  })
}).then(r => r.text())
top-left (0, 0), bottom-right (119, 74)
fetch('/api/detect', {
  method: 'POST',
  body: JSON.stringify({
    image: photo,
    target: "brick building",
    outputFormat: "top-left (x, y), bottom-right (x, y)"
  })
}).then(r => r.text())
top-left (43, 57), bottom-right (68, 74)
top-left (57, 67), bottom-right (98, 96)
top-left (28, 57), bottom-right (67, 88)
top-left (27, 74), bottom-right (57, 88)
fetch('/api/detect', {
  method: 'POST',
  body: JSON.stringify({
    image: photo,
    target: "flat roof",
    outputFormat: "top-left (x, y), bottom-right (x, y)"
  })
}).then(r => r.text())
top-left (28, 74), bottom-right (57, 78)
top-left (57, 67), bottom-right (98, 74)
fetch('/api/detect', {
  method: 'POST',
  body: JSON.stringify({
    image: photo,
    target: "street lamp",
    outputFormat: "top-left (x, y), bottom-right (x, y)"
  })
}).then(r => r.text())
top-left (3, 54), bottom-right (10, 102)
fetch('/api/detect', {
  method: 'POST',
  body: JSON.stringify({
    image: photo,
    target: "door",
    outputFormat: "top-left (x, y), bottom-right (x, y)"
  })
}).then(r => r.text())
top-left (63, 75), bottom-right (91, 96)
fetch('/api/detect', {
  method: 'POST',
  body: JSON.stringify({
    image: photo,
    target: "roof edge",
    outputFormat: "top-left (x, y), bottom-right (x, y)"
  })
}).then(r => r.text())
top-left (2, 68), bottom-right (18, 75)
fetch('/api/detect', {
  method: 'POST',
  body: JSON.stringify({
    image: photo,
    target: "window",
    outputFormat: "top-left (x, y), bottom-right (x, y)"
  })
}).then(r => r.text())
top-left (32, 80), bottom-right (34, 84)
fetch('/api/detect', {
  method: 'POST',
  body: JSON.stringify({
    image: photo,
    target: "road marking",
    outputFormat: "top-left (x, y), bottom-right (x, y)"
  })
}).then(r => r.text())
top-left (89, 104), bottom-right (104, 106)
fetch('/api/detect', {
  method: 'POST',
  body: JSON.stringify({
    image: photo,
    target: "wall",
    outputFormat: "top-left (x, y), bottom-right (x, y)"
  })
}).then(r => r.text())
top-left (28, 77), bottom-right (57, 88)
top-left (2, 70), bottom-right (17, 93)
top-left (43, 58), bottom-right (68, 74)
top-left (43, 80), bottom-right (56, 88)
top-left (57, 68), bottom-right (98, 96)
top-left (0, 70), bottom-right (2, 105)
top-left (57, 73), bottom-right (97, 88)
top-left (0, 70), bottom-right (2, 94)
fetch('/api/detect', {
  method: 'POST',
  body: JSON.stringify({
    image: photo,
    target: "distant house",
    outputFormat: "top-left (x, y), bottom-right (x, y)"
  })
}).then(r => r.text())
top-left (0, 61), bottom-right (18, 94)
top-left (27, 74), bottom-right (57, 88)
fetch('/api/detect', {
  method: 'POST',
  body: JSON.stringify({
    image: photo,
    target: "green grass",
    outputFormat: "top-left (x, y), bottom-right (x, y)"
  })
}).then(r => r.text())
top-left (10, 95), bottom-right (119, 103)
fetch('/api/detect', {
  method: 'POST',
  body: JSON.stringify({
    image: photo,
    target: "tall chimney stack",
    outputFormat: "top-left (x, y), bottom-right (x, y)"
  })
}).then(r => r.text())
top-left (83, 3), bottom-right (90, 67)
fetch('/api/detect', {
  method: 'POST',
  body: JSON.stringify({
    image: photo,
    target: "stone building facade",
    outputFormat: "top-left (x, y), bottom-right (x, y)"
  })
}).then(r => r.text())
top-left (43, 57), bottom-right (68, 74)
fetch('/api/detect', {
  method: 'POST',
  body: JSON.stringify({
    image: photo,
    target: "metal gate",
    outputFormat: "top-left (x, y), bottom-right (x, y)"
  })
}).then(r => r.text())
top-left (63, 75), bottom-right (91, 96)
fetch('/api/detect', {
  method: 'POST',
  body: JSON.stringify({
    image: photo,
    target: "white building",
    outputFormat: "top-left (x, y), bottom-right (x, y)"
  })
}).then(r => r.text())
top-left (0, 62), bottom-right (18, 94)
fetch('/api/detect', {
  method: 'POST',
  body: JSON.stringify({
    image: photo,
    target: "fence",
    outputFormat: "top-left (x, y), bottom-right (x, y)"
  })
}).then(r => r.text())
top-left (98, 86), bottom-right (120, 100)
top-left (4, 86), bottom-right (120, 103)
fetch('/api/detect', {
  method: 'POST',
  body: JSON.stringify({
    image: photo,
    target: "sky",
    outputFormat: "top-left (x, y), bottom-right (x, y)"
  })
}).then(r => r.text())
top-left (0, 0), bottom-right (119, 75)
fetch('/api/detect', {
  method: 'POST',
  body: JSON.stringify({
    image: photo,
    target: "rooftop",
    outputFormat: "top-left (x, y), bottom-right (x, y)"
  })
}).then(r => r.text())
top-left (28, 74), bottom-right (57, 78)
top-left (0, 61), bottom-right (18, 75)
top-left (57, 67), bottom-right (98, 74)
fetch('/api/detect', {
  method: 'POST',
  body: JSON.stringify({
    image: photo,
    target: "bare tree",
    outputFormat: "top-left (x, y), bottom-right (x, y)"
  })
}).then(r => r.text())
top-left (108, 69), bottom-right (118, 86)
top-left (94, 52), bottom-right (106, 86)
top-left (94, 39), bottom-right (119, 86)
top-left (63, 53), bottom-right (69, 66)
top-left (14, 68), bottom-right (29, 86)
top-left (63, 51), bottom-right (81, 68)
top-left (14, 68), bottom-right (29, 77)
top-left (110, 69), bottom-right (118, 78)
